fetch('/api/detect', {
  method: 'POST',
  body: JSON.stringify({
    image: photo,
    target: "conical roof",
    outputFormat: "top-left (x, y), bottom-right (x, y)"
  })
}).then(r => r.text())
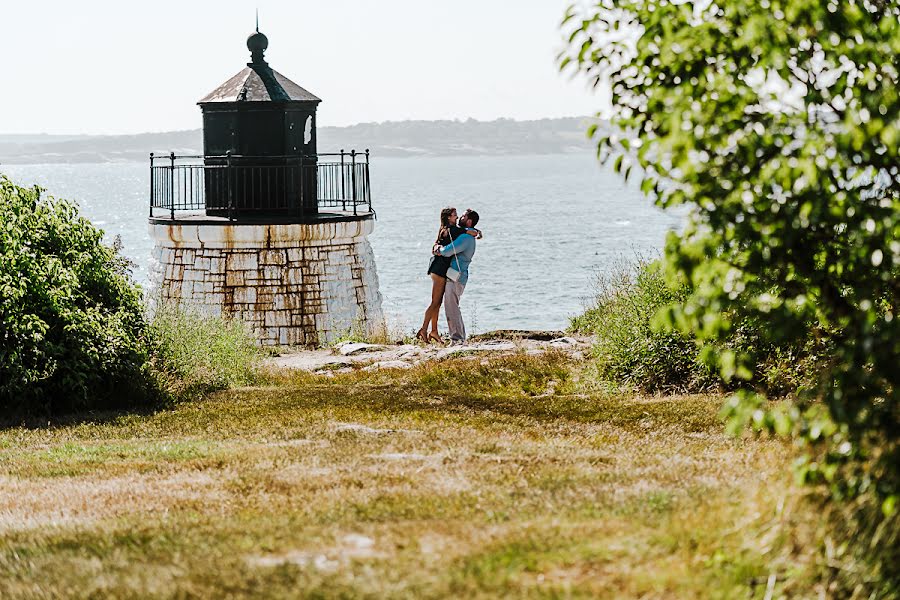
top-left (199, 28), bottom-right (321, 104)
top-left (199, 65), bottom-right (321, 104)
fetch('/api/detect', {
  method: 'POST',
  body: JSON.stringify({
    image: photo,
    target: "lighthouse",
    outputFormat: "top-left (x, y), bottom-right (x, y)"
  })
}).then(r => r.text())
top-left (149, 29), bottom-right (383, 346)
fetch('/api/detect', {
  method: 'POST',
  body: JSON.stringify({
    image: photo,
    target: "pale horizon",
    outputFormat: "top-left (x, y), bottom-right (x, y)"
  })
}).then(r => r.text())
top-left (1, 0), bottom-right (608, 136)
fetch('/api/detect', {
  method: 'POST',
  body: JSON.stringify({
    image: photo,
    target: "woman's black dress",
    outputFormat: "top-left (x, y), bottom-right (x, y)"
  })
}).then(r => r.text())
top-left (427, 225), bottom-right (466, 278)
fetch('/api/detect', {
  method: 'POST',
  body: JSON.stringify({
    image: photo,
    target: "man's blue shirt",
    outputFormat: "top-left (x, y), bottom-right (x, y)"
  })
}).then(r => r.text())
top-left (438, 234), bottom-right (476, 285)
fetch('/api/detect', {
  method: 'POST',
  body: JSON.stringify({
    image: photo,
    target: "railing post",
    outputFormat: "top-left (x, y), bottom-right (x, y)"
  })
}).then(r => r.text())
top-left (169, 152), bottom-right (175, 220)
top-left (340, 149), bottom-right (346, 211)
top-left (292, 154), bottom-right (306, 217)
top-left (299, 155), bottom-right (305, 218)
top-left (365, 149), bottom-right (371, 213)
top-left (226, 151), bottom-right (234, 222)
top-left (298, 154), bottom-right (304, 217)
top-left (149, 152), bottom-right (155, 217)
top-left (351, 149), bottom-right (357, 216)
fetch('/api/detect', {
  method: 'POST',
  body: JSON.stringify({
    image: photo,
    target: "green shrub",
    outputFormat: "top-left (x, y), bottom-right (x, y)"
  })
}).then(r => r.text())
top-left (148, 305), bottom-right (263, 401)
top-left (571, 258), bottom-right (717, 392)
top-left (572, 258), bottom-right (831, 395)
top-left (0, 175), bottom-right (150, 414)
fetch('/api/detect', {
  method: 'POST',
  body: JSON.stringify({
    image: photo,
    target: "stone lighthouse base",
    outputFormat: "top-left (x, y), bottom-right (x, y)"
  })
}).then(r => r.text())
top-left (149, 216), bottom-right (384, 346)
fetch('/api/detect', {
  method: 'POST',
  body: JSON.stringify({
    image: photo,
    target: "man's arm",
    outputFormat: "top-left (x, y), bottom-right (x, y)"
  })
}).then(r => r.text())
top-left (437, 235), bottom-right (474, 257)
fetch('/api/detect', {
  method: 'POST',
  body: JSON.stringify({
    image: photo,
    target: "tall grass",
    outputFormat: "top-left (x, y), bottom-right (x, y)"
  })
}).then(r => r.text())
top-left (571, 257), bottom-right (717, 392)
top-left (148, 306), bottom-right (263, 401)
top-left (572, 257), bottom-right (830, 396)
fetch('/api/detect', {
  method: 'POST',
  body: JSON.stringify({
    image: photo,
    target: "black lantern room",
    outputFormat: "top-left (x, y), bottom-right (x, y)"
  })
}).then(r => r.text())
top-left (198, 28), bottom-right (322, 218)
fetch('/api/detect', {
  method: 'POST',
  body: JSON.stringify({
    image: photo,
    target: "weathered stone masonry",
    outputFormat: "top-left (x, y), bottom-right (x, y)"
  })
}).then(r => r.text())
top-left (150, 218), bottom-right (383, 346)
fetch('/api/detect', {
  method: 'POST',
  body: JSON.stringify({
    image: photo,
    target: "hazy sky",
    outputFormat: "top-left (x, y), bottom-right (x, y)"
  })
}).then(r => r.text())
top-left (0, 0), bottom-right (607, 135)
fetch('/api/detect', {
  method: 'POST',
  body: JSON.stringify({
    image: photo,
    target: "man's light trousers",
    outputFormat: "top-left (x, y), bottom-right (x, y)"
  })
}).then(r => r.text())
top-left (443, 279), bottom-right (466, 342)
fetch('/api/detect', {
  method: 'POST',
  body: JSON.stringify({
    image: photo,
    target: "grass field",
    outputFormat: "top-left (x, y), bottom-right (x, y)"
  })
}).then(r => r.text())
top-left (0, 352), bottom-right (805, 598)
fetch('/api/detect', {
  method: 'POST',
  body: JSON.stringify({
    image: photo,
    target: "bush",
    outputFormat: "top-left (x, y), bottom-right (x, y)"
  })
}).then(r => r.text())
top-left (0, 175), bottom-right (150, 414)
top-left (571, 258), bottom-right (716, 392)
top-left (572, 257), bottom-right (831, 395)
top-left (148, 305), bottom-right (263, 401)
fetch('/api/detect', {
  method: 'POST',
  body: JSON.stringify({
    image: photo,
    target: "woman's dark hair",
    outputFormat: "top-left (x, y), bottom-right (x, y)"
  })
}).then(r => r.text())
top-left (436, 206), bottom-right (456, 244)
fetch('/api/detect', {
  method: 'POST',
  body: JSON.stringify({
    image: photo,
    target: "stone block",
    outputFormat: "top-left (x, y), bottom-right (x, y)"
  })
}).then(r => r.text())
top-left (275, 294), bottom-right (304, 310)
top-left (262, 265), bottom-right (283, 280)
top-left (260, 250), bottom-right (286, 266)
top-left (278, 327), bottom-right (307, 346)
top-left (305, 261), bottom-right (325, 275)
top-left (258, 326), bottom-right (279, 341)
top-left (285, 268), bottom-right (304, 285)
top-left (183, 269), bottom-right (206, 282)
top-left (264, 311), bottom-right (291, 328)
top-left (232, 287), bottom-right (257, 304)
top-left (165, 264), bottom-right (185, 281)
top-left (327, 252), bottom-right (349, 267)
top-left (225, 271), bottom-right (245, 287)
top-left (208, 257), bottom-right (225, 274)
top-left (226, 253), bottom-right (258, 271)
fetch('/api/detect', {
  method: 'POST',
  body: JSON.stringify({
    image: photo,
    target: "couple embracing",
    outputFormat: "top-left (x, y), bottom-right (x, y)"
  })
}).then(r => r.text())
top-left (417, 207), bottom-right (481, 345)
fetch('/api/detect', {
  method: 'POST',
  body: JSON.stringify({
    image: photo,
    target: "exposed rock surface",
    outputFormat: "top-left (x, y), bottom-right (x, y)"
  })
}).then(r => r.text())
top-left (264, 331), bottom-right (592, 374)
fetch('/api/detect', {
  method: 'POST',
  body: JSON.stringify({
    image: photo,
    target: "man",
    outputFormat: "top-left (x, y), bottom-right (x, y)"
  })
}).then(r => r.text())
top-left (435, 209), bottom-right (479, 343)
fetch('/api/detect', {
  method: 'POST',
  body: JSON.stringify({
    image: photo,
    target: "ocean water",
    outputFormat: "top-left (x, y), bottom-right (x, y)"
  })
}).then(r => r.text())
top-left (2, 154), bottom-right (681, 333)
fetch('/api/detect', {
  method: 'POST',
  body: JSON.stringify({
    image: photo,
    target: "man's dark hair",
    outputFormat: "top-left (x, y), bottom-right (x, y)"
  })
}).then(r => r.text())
top-left (464, 209), bottom-right (479, 227)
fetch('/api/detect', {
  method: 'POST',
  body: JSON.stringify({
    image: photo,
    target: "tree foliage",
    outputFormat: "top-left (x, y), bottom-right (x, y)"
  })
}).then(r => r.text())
top-left (562, 0), bottom-right (897, 590)
top-left (0, 174), bottom-right (150, 413)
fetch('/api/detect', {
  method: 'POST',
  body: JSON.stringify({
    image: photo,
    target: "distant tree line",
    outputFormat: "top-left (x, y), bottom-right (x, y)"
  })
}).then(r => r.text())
top-left (0, 118), bottom-right (604, 164)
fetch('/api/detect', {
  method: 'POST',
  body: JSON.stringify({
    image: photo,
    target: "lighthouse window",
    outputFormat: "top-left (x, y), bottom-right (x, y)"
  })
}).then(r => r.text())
top-left (304, 116), bottom-right (312, 145)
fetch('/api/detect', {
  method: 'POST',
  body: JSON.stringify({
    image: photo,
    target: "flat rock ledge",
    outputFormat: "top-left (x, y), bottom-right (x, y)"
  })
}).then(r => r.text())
top-left (264, 330), bottom-right (592, 374)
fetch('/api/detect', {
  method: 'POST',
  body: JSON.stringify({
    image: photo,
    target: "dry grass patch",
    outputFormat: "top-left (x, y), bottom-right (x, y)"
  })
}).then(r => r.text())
top-left (0, 470), bottom-right (229, 533)
top-left (0, 352), bottom-right (803, 598)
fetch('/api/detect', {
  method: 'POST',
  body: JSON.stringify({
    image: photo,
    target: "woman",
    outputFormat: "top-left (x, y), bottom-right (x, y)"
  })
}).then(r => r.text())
top-left (417, 207), bottom-right (480, 344)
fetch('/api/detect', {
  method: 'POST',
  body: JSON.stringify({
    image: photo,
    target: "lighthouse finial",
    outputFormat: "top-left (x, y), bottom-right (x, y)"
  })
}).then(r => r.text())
top-left (247, 13), bottom-right (268, 65)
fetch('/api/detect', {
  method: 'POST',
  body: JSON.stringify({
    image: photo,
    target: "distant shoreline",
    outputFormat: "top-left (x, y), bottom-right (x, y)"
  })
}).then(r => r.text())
top-left (0, 117), bottom-right (607, 165)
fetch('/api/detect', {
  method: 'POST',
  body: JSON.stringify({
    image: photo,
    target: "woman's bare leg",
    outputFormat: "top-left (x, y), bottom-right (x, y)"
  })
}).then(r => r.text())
top-left (428, 274), bottom-right (446, 335)
top-left (420, 274), bottom-right (446, 337)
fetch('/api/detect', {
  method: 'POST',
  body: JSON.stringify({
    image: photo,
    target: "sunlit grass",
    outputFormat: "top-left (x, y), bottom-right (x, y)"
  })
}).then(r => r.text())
top-left (0, 352), bottom-right (801, 598)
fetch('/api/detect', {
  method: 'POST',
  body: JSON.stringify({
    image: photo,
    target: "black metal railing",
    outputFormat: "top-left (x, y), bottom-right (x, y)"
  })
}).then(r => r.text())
top-left (149, 150), bottom-right (372, 220)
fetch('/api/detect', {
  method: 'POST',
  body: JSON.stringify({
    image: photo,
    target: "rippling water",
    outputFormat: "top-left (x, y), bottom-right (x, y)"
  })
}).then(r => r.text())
top-left (3, 155), bottom-right (681, 333)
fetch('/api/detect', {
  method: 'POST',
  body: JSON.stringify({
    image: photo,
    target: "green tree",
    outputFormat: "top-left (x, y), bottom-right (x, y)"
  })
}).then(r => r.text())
top-left (0, 175), bottom-right (150, 414)
top-left (562, 0), bottom-right (897, 592)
